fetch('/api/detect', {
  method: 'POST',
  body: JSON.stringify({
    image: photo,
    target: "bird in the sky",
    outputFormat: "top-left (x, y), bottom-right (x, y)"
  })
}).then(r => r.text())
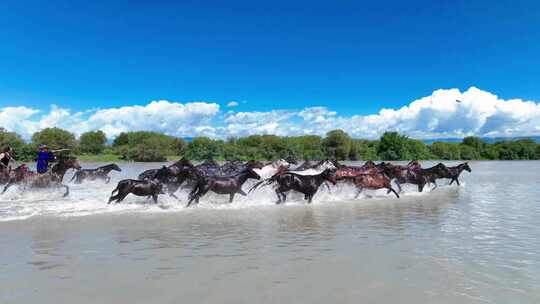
top-left (455, 99), bottom-right (462, 103)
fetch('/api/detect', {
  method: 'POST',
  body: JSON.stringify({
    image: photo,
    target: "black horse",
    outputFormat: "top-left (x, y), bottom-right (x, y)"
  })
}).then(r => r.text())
top-left (70, 163), bottom-right (122, 184)
top-left (108, 179), bottom-right (164, 204)
top-left (186, 168), bottom-right (261, 207)
top-left (151, 161), bottom-right (197, 199)
top-left (220, 160), bottom-right (264, 175)
top-left (253, 168), bottom-right (336, 204)
top-left (440, 162), bottom-right (471, 185)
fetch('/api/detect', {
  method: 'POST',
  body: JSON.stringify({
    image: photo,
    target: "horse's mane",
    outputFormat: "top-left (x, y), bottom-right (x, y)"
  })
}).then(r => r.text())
top-left (97, 163), bottom-right (118, 170)
top-left (172, 158), bottom-right (194, 167)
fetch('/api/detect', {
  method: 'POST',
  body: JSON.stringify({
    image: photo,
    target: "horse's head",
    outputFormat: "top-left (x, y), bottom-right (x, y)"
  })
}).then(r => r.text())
top-left (364, 160), bottom-right (376, 167)
top-left (246, 160), bottom-right (264, 169)
top-left (462, 162), bottom-right (471, 172)
top-left (379, 162), bottom-right (401, 178)
top-left (110, 163), bottom-right (122, 172)
top-left (245, 168), bottom-right (261, 180)
top-left (284, 156), bottom-right (298, 165)
top-left (319, 160), bottom-right (337, 171)
top-left (61, 158), bottom-right (81, 170)
top-left (154, 166), bottom-right (173, 182)
top-left (321, 168), bottom-right (337, 185)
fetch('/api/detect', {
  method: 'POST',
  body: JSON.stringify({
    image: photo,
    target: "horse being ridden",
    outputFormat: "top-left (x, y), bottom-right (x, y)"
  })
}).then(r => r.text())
top-left (2, 157), bottom-right (81, 197)
top-left (70, 163), bottom-right (122, 184)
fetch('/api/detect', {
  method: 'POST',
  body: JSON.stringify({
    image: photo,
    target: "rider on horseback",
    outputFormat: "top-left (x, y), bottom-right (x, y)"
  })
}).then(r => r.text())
top-left (36, 144), bottom-right (56, 174)
top-left (0, 146), bottom-right (14, 180)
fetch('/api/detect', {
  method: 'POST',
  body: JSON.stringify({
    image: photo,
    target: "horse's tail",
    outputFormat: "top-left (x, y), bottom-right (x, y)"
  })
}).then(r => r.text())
top-left (248, 178), bottom-right (275, 193)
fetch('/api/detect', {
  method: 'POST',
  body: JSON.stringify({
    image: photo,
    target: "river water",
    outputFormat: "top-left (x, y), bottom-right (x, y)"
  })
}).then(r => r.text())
top-left (1, 161), bottom-right (539, 303)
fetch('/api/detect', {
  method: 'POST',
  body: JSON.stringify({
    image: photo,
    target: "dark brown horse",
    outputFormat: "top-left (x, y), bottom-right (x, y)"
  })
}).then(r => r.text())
top-left (70, 163), bottom-right (122, 184)
top-left (2, 157), bottom-right (81, 197)
top-left (186, 168), bottom-right (261, 206)
top-left (381, 162), bottom-right (448, 192)
top-left (334, 161), bottom-right (399, 198)
top-left (439, 162), bottom-right (471, 185)
top-left (352, 172), bottom-right (400, 198)
top-left (108, 179), bottom-right (164, 204)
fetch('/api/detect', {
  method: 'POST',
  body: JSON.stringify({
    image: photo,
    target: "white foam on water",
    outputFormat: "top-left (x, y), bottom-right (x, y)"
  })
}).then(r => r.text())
top-left (0, 176), bottom-right (462, 222)
top-left (0, 162), bottom-right (464, 222)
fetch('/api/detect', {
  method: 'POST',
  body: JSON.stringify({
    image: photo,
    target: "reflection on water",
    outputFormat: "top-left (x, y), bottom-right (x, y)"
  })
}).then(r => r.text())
top-left (1, 161), bottom-right (540, 303)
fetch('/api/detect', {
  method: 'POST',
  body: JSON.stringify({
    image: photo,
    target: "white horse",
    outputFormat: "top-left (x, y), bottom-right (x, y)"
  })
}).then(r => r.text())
top-left (290, 160), bottom-right (337, 176)
top-left (253, 159), bottom-right (292, 179)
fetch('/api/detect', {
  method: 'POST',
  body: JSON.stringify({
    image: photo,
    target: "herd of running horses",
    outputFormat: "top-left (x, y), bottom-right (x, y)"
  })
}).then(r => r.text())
top-left (0, 157), bottom-right (471, 206)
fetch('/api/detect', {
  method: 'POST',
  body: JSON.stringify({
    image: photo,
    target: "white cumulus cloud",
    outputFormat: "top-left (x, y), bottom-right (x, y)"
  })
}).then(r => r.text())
top-left (226, 101), bottom-right (239, 107)
top-left (1, 87), bottom-right (539, 140)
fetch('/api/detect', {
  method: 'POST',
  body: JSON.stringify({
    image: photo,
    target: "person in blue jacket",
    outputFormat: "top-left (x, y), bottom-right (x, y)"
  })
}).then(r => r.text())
top-left (37, 144), bottom-right (55, 174)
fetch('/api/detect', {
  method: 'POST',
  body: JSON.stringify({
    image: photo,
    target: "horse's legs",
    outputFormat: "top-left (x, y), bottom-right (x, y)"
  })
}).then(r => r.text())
top-left (275, 187), bottom-right (288, 204)
top-left (108, 194), bottom-right (117, 204)
top-left (354, 187), bottom-right (363, 199)
top-left (237, 189), bottom-right (247, 196)
top-left (395, 181), bottom-right (403, 193)
top-left (432, 180), bottom-right (438, 190)
top-left (455, 178), bottom-right (460, 186)
top-left (274, 188), bottom-right (282, 204)
top-left (62, 184), bottom-right (70, 197)
top-left (2, 181), bottom-right (14, 194)
top-left (388, 187), bottom-right (400, 198)
top-left (229, 193), bottom-right (235, 203)
top-left (152, 194), bottom-right (158, 204)
top-left (169, 192), bottom-right (179, 200)
top-left (449, 178), bottom-right (455, 185)
top-left (418, 182), bottom-right (425, 192)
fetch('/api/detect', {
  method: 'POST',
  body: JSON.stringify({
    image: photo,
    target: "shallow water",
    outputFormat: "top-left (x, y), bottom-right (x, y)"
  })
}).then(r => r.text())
top-left (1, 161), bottom-right (539, 303)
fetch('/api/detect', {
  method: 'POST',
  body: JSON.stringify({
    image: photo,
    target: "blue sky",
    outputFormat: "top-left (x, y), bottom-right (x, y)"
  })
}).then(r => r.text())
top-left (1, 0), bottom-right (539, 139)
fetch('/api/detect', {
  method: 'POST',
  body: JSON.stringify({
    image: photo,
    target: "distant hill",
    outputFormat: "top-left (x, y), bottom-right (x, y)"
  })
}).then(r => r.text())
top-left (423, 136), bottom-right (540, 144)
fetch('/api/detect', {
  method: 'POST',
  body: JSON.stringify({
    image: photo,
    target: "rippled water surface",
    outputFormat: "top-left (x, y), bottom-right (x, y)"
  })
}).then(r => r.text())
top-left (1, 161), bottom-right (539, 303)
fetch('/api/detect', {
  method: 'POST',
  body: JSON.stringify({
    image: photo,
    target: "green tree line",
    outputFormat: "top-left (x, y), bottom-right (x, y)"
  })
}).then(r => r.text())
top-left (1, 127), bottom-right (539, 162)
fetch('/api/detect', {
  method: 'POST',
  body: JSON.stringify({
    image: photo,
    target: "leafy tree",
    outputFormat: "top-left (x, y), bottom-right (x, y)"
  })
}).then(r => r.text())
top-left (459, 144), bottom-right (480, 160)
top-left (185, 137), bottom-right (223, 160)
top-left (31, 127), bottom-right (76, 151)
top-left (377, 132), bottom-right (409, 160)
top-left (112, 132), bottom-right (129, 147)
top-left (322, 130), bottom-right (351, 160)
top-left (0, 127), bottom-right (26, 152)
top-left (407, 139), bottom-right (432, 159)
top-left (350, 139), bottom-right (378, 160)
top-left (430, 142), bottom-right (461, 160)
top-left (462, 136), bottom-right (486, 158)
top-left (112, 131), bottom-right (185, 161)
top-left (79, 130), bottom-right (107, 154)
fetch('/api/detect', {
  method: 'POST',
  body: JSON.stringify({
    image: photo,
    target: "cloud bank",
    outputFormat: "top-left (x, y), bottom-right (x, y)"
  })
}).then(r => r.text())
top-left (1, 87), bottom-right (539, 140)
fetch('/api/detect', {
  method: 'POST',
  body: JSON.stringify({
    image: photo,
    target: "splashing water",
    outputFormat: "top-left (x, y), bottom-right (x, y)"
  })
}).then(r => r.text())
top-left (0, 161), bottom-right (454, 222)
